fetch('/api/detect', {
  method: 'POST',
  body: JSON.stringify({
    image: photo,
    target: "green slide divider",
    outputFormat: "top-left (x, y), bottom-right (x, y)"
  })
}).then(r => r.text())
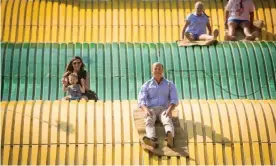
top-left (1, 42), bottom-right (276, 101)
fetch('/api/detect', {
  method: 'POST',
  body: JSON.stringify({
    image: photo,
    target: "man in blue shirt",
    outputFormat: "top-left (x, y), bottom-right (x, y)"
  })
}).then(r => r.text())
top-left (138, 62), bottom-right (179, 148)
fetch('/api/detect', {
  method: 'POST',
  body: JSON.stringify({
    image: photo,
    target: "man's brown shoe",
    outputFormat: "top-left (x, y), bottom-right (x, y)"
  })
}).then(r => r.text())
top-left (143, 136), bottom-right (158, 148)
top-left (166, 131), bottom-right (174, 148)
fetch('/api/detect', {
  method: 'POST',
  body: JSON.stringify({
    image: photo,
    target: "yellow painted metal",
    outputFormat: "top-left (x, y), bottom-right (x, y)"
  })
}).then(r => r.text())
top-left (69, 101), bottom-right (77, 144)
top-left (41, 101), bottom-right (51, 145)
top-left (215, 143), bottom-right (223, 164)
top-left (9, 0), bottom-right (20, 43)
top-left (243, 142), bottom-right (252, 165)
top-left (197, 143), bottom-right (205, 165)
top-left (114, 100), bottom-right (122, 143)
top-left (272, 143), bottom-right (276, 164)
top-left (37, 0), bottom-right (46, 42)
top-left (182, 100), bottom-right (194, 143)
top-left (268, 0), bottom-right (276, 40)
top-left (50, 101), bottom-right (59, 144)
top-left (233, 143), bottom-right (243, 164)
top-left (188, 143), bottom-right (196, 165)
top-left (13, 101), bottom-right (24, 145)
top-left (1, 102), bottom-right (8, 134)
top-left (206, 143), bottom-right (214, 165)
top-left (217, 0), bottom-right (225, 41)
top-left (96, 101), bottom-right (104, 144)
top-left (262, 1), bottom-right (274, 41)
top-left (49, 145), bottom-right (57, 165)
top-left (253, 0), bottom-right (267, 40)
top-left (45, 1), bottom-right (52, 42)
top-left (60, 144), bottom-right (67, 164)
top-left (199, 100), bottom-right (213, 143)
top-left (32, 101), bottom-right (42, 145)
top-left (161, 156), bottom-right (168, 165)
top-left (217, 100), bottom-right (231, 143)
top-left (1, 99), bottom-right (275, 164)
top-left (2, 146), bottom-right (10, 165)
top-left (210, 0), bottom-right (219, 37)
top-left (2, 0), bottom-right (13, 41)
top-left (30, 145), bottom-right (38, 165)
top-left (243, 100), bottom-right (259, 142)
top-left (225, 143), bottom-right (233, 165)
top-left (52, 1), bottom-right (59, 43)
top-left (122, 100), bottom-right (131, 143)
top-left (234, 100), bottom-right (250, 142)
top-left (3, 101), bottom-right (16, 145)
top-left (2, 0), bottom-right (275, 42)
top-left (22, 101), bottom-right (34, 144)
top-left (208, 100), bottom-right (222, 143)
top-left (86, 144), bottom-right (94, 164)
top-left (68, 144), bottom-right (75, 165)
top-left (225, 100), bottom-right (240, 142)
top-left (30, 0), bottom-right (40, 43)
top-left (191, 100), bottom-right (204, 143)
top-left (20, 146), bottom-right (29, 165)
top-left (11, 145), bottom-right (19, 165)
top-left (260, 101), bottom-right (276, 141)
top-left (40, 145), bottom-right (48, 164)
top-left (99, 1), bottom-right (106, 42)
top-left (1, 0), bottom-right (8, 27)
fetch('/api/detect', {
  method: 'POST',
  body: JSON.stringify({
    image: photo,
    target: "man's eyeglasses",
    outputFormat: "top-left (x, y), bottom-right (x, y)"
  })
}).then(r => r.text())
top-left (73, 61), bottom-right (81, 65)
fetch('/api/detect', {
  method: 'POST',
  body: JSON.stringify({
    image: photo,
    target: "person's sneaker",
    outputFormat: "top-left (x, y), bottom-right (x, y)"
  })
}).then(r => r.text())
top-left (166, 131), bottom-right (174, 148)
top-left (143, 136), bottom-right (158, 148)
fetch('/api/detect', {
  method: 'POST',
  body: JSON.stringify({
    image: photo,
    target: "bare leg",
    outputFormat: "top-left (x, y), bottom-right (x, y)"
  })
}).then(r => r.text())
top-left (81, 95), bottom-right (88, 101)
top-left (63, 96), bottom-right (70, 100)
top-left (240, 21), bottom-right (256, 40)
top-left (198, 29), bottom-right (219, 41)
top-left (198, 34), bottom-right (213, 40)
top-left (225, 21), bottom-right (238, 41)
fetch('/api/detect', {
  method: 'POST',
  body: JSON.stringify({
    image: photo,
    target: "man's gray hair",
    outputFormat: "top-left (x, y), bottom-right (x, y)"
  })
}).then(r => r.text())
top-left (152, 62), bottom-right (163, 69)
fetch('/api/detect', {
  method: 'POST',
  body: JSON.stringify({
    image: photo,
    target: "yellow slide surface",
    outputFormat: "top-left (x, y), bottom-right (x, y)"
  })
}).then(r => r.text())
top-left (1, 0), bottom-right (275, 43)
top-left (1, 100), bottom-right (276, 165)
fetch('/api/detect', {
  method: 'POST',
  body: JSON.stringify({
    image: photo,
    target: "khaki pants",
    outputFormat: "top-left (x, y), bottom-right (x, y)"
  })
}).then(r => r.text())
top-left (145, 106), bottom-right (174, 138)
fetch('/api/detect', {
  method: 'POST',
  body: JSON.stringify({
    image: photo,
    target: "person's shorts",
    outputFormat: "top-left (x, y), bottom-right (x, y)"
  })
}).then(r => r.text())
top-left (228, 19), bottom-right (249, 25)
top-left (186, 32), bottom-right (200, 40)
top-left (70, 96), bottom-right (82, 100)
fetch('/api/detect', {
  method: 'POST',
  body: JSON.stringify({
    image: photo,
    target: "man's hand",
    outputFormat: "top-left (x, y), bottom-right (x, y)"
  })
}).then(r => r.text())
top-left (163, 109), bottom-right (172, 118)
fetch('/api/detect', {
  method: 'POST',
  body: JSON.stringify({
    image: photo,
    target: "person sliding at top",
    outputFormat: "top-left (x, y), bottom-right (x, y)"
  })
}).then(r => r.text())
top-left (182, 1), bottom-right (219, 42)
top-left (225, 0), bottom-right (257, 41)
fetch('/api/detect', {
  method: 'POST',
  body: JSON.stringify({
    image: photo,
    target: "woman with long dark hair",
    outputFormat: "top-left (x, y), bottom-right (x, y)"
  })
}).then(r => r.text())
top-left (61, 56), bottom-right (98, 101)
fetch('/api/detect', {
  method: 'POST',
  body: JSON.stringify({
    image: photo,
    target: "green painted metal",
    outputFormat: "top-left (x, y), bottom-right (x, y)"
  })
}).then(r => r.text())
top-left (1, 42), bottom-right (276, 101)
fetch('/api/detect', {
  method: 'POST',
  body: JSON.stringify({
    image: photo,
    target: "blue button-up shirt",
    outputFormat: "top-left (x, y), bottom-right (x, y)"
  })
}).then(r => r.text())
top-left (138, 77), bottom-right (179, 108)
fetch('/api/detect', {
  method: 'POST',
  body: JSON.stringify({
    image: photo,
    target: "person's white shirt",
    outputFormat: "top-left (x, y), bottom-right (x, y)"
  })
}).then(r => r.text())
top-left (225, 0), bottom-right (255, 21)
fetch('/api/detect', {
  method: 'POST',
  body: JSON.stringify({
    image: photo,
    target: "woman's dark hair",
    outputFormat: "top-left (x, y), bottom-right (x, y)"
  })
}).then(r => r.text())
top-left (65, 56), bottom-right (85, 73)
